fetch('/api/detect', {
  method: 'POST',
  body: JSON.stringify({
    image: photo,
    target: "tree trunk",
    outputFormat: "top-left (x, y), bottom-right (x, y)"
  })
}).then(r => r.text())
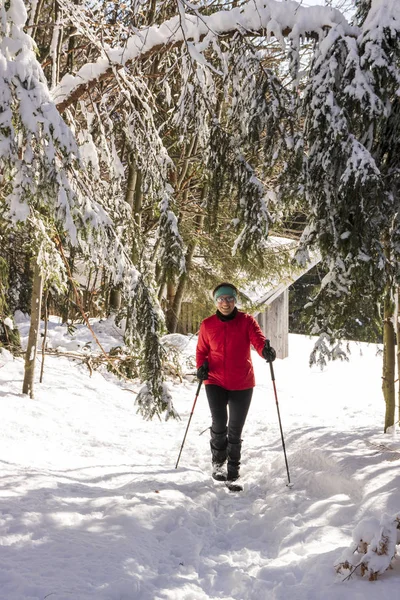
top-left (397, 286), bottom-right (400, 426)
top-left (22, 261), bottom-right (43, 399)
top-left (166, 211), bottom-right (204, 333)
top-left (134, 169), bottom-right (143, 227)
top-left (109, 286), bottom-right (122, 313)
top-left (382, 282), bottom-right (396, 432)
top-left (166, 242), bottom-right (195, 333)
top-left (40, 289), bottom-right (49, 383)
top-left (165, 281), bottom-right (177, 332)
top-left (148, 0), bottom-right (157, 24)
top-left (50, 1), bottom-right (63, 89)
top-left (106, 152), bottom-right (138, 319)
top-left (60, 247), bottom-right (75, 323)
top-left (29, 0), bottom-right (45, 36)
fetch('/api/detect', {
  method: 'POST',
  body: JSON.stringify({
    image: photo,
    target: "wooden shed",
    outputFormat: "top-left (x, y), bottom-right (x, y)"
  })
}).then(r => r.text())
top-left (254, 287), bottom-right (290, 360)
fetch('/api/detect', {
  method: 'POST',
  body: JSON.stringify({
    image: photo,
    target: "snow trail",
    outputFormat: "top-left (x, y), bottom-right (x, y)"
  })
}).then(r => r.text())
top-left (1, 323), bottom-right (399, 599)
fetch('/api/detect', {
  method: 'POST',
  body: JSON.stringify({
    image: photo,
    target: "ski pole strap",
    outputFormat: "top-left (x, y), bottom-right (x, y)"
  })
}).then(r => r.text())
top-left (199, 426), bottom-right (211, 436)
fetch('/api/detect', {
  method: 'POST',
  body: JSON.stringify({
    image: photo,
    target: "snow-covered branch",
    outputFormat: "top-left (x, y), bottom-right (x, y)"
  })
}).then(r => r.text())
top-left (52, 0), bottom-right (356, 112)
top-left (336, 514), bottom-right (400, 581)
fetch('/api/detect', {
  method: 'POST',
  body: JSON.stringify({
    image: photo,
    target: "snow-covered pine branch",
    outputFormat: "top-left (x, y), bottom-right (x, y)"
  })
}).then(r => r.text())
top-left (58, 1), bottom-right (305, 266)
top-left (1, 0), bottom-right (80, 236)
top-left (155, 185), bottom-right (186, 280)
top-left (46, 1), bottom-right (352, 279)
top-left (52, 0), bottom-right (356, 112)
top-left (125, 276), bottom-right (178, 421)
top-left (0, 0), bottom-right (136, 286)
top-left (205, 36), bottom-right (303, 261)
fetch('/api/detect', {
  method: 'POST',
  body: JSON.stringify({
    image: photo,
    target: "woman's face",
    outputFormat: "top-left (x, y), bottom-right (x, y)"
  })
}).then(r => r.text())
top-left (215, 295), bottom-right (236, 316)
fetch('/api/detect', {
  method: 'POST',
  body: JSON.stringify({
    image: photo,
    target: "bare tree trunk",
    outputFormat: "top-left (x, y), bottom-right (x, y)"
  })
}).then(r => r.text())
top-left (165, 281), bottom-right (176, 331)
top-left (397, 286), bottom-right (400, 426)
top-left (166, 211), bottom-right (205, 333)
top-left (66, 25), bottom-right (76, 73)
top-left (23, 261), bottom-right (43, 398)
top-left (60, 247), bottom-right (76, 323)
top-left (134, 168), bottom-right (143, 226)
top-left (40, 289), bottom-right (49, 384)
top-left (119, 152), bottom-right (142, 331)
top-left (177, 135), bottom-right (197, 189)
top-left (163, 136), bottom-right (201, 331)
top-left (29, 0), bottom-right (45, 36)
top-left (109, 286), bottom-right (122, 313)
top-left (126, 152), bottom-right (137, 209)
top-left (165, 267), bottom-right (188, 333)
top-left (382, 281), bottom-right (396, 432)
top-left (148, 0), bottom-right (157, 24)
top-left (166, 241), bottom-right (197, 333)
top-left (50, 1), bottom-right (63, 89)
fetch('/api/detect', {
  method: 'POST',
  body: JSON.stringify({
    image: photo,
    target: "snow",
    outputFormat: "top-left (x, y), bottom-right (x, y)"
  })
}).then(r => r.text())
top-left (1, 315), bottom-right (400, 598)
top-left (364, 0), bottom-right (400, 32)
top-left (8, 0), bottom-right (27, 28)
top-left (4, 316), bottom-right (14, 329)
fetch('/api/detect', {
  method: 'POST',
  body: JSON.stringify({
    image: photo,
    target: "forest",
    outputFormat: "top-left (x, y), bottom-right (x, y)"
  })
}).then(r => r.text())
top-left (0, 0), bottom-right (399, 430)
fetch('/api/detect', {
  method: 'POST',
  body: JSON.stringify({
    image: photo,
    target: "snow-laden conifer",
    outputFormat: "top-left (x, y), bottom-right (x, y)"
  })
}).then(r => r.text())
top-left (125, 276), bottom-right (178, 421)
top-left (0, 0), bottom-right (118, 274)
top-left (156, 185), bottom-right (186, 281)
top-left (0, 0), bottom-right (179, 416)
top-left (296, 0), bottom-right (400, 354)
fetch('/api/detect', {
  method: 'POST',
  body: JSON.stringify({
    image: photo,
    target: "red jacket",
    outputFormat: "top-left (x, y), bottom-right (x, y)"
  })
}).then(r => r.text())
top-left (196, 310), bottom-right (266, 390)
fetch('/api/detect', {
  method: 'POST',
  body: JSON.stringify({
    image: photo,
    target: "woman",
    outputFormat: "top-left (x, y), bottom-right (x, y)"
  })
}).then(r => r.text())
top-left (196, 282), bottom-right (276, 491)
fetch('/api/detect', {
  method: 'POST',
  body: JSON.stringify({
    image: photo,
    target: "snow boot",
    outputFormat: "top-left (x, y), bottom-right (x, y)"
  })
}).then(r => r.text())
top-left (212, 463), bottom-right (227, 482)
top-left (210, 429), bottom-right (227, 481)
top-left (226, 441), bottom-right (243, 492)
top-left (226, 479), bottom-right (243, 492)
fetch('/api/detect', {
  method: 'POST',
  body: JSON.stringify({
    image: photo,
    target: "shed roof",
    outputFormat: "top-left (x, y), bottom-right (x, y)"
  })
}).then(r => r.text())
top-left (241, 240), bottom-right (320, 308)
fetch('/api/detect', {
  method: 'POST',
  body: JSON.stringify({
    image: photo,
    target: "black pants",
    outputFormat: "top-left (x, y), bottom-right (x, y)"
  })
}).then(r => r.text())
top-left (205, 385), bottom-right (253, 443)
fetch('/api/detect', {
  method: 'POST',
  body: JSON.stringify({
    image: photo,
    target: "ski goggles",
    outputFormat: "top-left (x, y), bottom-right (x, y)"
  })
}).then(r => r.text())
top-left (216, 295), bottom-right (236, 303)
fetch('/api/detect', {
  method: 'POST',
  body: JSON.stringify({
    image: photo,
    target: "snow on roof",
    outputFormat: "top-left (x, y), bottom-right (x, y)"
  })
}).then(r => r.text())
top-left (241, 237), bottom-right (320, 306)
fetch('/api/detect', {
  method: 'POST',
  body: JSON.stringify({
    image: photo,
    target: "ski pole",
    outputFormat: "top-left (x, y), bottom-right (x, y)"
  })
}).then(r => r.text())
top-left (265, 339), bottom-right (293, 488)
top-left (175, 377), bottom-right (203, 469)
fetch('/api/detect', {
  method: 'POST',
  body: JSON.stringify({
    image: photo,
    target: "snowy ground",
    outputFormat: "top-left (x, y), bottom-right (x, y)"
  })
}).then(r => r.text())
top-left (1, 315), bottom-right (400, 599)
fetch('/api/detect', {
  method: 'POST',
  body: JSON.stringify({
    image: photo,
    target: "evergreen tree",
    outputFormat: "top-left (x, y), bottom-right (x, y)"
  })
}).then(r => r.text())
top-left (125, 276), bottom-right (177, 420)
top-left (0, 257), bottom-right (21, 353)
top-left (295, 0), bottom-right (400, 429)
top-left (0, 0), bottom-right (171, 409)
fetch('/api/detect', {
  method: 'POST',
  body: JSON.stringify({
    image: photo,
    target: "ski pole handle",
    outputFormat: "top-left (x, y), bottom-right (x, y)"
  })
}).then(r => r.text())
top-left (266, 339), bottom-right (275, 382)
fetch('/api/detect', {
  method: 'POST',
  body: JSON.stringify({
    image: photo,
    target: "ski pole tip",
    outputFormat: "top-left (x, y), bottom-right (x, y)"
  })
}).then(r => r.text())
top-left (286, 482), bottom-right (294, 489)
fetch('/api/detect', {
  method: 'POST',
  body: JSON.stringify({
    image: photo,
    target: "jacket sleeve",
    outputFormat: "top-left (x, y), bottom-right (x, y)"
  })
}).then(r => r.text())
top-left (196, 321), bottom-right (210, 368)
top-left (247, 315), bottom-right (266, 356)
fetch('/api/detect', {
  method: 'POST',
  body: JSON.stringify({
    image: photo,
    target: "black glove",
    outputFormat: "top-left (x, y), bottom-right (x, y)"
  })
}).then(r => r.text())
top-left (196, 361), bottom-right (209, 381)
top-left (262, 340), bottom-right (276, 363)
